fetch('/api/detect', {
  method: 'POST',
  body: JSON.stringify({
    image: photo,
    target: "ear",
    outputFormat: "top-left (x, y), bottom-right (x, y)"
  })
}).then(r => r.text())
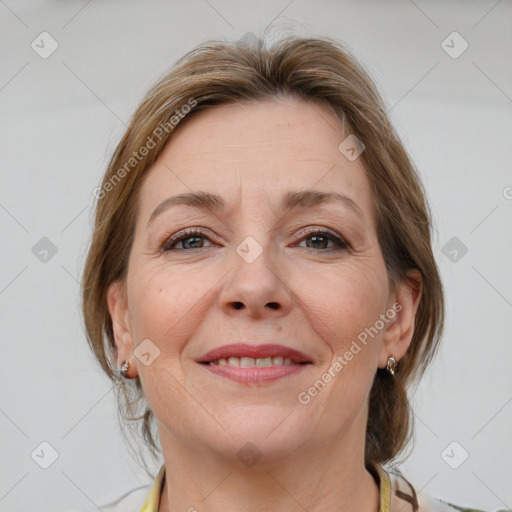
top-left (107, 280), bottom-right (137, 377)
top-left (378, 269), bottom-right (422, 369)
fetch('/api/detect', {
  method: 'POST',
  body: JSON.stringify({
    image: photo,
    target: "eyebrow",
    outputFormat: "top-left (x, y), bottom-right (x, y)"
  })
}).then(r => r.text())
top-left (147, 190), bottom-right (365, 227)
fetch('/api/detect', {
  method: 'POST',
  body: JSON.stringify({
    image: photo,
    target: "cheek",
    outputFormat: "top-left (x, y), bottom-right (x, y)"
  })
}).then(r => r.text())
top-left (127, 265), bottom-right (204, 360)
top-left (290, 261), bottom-right (389, 426)
top-left (126, 267), bottom-right (208, 421)
top-left (294, 260), bottom-right (389, 362)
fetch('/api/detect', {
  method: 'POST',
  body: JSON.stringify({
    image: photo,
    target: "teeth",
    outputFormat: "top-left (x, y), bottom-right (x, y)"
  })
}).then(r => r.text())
top-left (209, 356), bottom-right (297, 367)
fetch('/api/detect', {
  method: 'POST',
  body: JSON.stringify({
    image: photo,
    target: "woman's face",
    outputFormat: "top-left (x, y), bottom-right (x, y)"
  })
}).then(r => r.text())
top-left (109, 97), bottom-right (417, 464)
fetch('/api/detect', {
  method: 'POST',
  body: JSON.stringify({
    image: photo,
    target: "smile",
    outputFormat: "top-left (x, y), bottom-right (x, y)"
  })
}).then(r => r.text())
top-left (197, 343), bottom-right (313, 384)
top-left (206, 356), bottom-right (303, 367)
top-left (200, 361), bottom-right (311, 384)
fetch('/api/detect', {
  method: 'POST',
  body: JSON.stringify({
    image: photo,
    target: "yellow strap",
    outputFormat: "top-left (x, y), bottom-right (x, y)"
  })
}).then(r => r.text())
top-left (140, 464), bottom-right (166, 512)
top-left (374, 464), bottom-right (392, 512)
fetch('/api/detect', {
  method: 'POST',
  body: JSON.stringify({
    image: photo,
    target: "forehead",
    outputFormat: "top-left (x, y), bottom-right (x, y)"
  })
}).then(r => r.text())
top-left (137, 98), bottom-right (375, 224)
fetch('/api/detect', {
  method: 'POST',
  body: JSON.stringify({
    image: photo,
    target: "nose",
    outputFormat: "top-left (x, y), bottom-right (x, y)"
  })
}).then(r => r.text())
top-left (219, 243), bottom-right (293, 319)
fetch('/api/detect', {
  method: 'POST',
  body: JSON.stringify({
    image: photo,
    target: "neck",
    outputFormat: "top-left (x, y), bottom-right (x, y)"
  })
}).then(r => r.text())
top-left (157, 428), bottom-right (380, 512)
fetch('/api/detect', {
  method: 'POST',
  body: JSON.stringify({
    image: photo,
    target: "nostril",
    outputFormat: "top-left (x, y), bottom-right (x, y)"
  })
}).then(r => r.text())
top-left (231, 302), bottom-right (280, 310)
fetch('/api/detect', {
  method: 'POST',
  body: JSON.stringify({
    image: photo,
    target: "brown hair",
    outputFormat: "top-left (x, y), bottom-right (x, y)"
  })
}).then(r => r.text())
top-left (81, 33), bottom-right (444, 470)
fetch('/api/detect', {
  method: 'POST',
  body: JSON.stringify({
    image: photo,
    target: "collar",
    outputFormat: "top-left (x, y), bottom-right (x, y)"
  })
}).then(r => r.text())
top-left (139, 463), bottom-right (396, 512)
top-left (139, 464), bottom-right (165, 512)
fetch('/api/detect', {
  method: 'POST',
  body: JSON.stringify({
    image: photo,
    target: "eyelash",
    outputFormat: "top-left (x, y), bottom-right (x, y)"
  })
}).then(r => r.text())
top-left (159, 227), bottom-right (349, 253)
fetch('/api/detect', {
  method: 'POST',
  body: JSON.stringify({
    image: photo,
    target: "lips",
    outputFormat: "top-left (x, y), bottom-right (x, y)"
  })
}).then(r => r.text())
top-left (196, 343), bottom-right (313, 365)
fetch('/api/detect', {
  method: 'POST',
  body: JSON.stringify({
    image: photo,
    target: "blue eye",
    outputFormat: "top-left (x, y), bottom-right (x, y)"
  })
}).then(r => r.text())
top-left (160, 227), bottom-right (349, 253)
top-left (161, 228), bottom-right (213, 252)
top-left (297, 229), bottom-right (349, 250)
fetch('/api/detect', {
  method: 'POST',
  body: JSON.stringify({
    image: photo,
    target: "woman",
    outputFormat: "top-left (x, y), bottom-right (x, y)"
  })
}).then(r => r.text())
top-left (81, 34), bottom-right (483, 512)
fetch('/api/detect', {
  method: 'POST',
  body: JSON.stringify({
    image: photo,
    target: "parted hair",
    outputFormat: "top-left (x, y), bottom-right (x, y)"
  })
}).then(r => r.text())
top-left (81, 33), bottom-right (444, 471)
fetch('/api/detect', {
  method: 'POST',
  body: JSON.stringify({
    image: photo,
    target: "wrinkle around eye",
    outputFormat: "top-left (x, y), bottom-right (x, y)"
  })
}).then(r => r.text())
top-left (142, 207), bottom-right (373, 256)
top-left (144, 214), bottom-right (226, 253)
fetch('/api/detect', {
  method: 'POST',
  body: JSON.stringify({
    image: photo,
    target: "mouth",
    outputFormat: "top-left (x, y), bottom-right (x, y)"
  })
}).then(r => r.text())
top-left (196, 343), bottom-right (313, 384)
top-left (196, 343), bottom-right (314, 366)
top-left (204, 356), bottom-right (308, 367)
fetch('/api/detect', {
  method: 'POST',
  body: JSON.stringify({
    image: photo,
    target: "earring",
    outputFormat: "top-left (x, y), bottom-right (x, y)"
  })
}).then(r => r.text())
top-left (120, 360), bottom-right (131, 379)
top-left (386, 355), bottom-right (397, 376)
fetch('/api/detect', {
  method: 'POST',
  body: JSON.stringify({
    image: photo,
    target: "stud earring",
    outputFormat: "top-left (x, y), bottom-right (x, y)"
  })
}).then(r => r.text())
top-left (120, 360), bottom-right (131, 379)
top-left (386, 355), bottom-right (398, 376)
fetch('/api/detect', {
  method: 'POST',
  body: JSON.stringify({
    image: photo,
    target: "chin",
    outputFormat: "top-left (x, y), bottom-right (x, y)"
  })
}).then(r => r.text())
top-left (197, 407), bottom-right (313, 467)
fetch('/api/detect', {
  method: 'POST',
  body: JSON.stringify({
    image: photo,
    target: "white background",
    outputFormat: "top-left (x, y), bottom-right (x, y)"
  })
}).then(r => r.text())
top-left (1, 1), bottom-right (511, 511)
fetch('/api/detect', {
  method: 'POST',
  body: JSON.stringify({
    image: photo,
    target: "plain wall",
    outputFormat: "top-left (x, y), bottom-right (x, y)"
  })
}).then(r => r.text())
top-left (1, 1), bottom-right (511, 511)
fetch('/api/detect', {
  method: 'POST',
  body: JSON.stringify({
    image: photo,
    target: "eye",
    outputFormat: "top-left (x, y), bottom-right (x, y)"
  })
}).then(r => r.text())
top-left (160, 228), bottom-right (215, 252)
top-left (159, 227), bottom-right (349, 253)
top-left (296, 228), bottom-right (349, 250)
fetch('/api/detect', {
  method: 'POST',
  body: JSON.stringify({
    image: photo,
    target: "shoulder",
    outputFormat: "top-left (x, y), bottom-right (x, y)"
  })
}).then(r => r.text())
top-left (386, 467), bottom-right (500, 512)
